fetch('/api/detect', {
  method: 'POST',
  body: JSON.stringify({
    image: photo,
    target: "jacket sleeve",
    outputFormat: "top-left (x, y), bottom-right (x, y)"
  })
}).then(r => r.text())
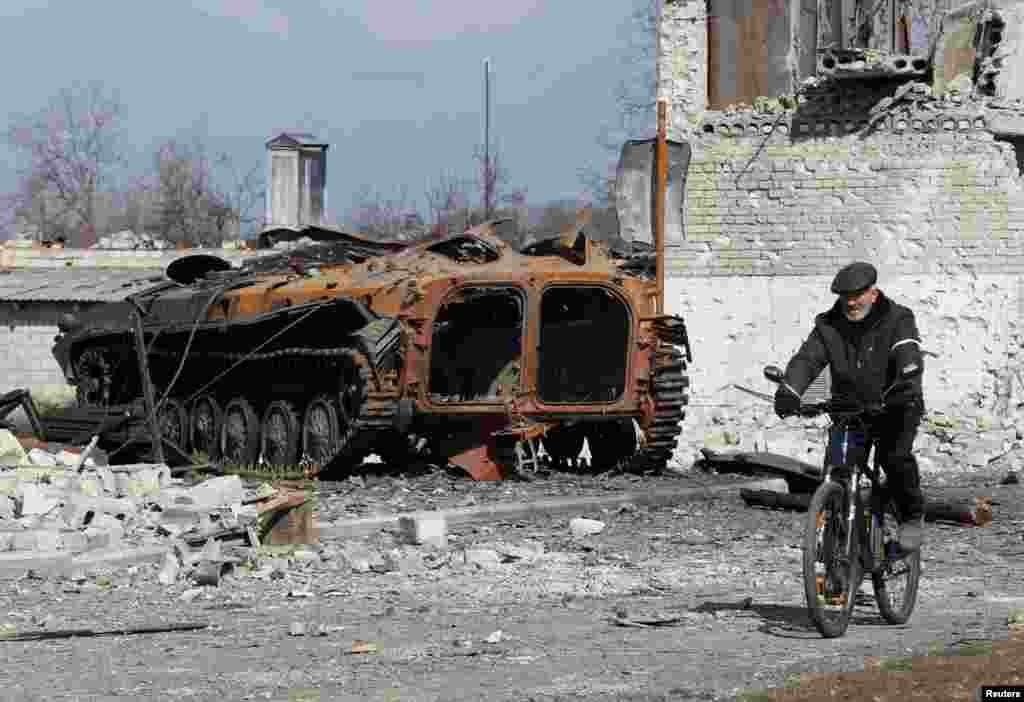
top-left (784, 325), bottom-right (829, 397)
top-left (890, 309), bottom-right (924, 377)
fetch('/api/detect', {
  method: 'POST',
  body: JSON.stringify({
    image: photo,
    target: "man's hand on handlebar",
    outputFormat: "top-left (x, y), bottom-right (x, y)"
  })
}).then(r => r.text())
top-left (773, 388), bottom-right (801, 418)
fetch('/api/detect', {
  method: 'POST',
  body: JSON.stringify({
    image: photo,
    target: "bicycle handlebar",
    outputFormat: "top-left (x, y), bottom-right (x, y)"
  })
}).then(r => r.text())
top-left (790, 399), bottom-right (885, 418)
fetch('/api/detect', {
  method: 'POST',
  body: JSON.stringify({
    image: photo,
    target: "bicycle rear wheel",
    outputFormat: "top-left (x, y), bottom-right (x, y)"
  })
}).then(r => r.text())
top-left (803, 481), bottom-right (861, 638)
top-left (872, 497), bottom-right (921, 624)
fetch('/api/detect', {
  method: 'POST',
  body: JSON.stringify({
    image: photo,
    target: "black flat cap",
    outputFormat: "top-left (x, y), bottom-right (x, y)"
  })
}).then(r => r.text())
top-left (831, 261), bottom-right (877, 294)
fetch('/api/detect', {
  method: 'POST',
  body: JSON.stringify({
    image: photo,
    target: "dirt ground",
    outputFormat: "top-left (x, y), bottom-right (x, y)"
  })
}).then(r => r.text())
top-left (0, 462), bottom-right (1022, 702)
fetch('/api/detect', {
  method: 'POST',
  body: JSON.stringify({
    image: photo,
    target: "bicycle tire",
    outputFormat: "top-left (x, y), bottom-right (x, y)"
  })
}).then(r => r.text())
top-left (872, 497), bottom-right (921, 624)
top-left (803, 480), bottom-right (862, 638)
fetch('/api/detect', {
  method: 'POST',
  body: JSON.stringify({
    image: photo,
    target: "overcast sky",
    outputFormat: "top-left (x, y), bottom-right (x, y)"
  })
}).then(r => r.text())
top-left (0, 1), bottom-right (651, 225)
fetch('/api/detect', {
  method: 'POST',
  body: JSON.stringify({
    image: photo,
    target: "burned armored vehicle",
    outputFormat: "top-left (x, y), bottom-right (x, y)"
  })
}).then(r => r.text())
top-left (51, 139), bottom-right (692, 479)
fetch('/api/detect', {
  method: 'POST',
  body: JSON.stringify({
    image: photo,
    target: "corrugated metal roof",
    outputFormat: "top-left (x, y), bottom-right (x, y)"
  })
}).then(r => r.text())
top-left (0, 269), bottom-right (166, 302)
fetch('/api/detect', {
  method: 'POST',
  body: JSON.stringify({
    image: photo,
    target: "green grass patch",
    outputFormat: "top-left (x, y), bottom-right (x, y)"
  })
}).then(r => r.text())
top-left (878, 655), bottom-right (914, 672)
top-left (946, 639), bottom-right (993, 657)
top-left (735, 689), bottom-right (771, 702)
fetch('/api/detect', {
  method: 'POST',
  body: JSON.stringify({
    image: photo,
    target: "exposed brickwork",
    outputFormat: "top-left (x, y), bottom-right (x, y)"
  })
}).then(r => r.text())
top-left (0, 322), bottom-right (65, 391)
top-left (656, 0), bottom-right (707, 134)
top-left (669, 125), bottom-right (1024, 277)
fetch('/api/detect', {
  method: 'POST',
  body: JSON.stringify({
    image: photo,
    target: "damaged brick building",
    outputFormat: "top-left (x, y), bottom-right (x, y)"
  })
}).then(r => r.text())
top-left (657, 0), bottom-right (1024, 431)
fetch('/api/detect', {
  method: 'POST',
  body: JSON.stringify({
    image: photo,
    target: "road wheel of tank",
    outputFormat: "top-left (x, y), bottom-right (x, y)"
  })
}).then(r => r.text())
top-left (543, 425), bottom-right (586, 469)
top-left (190, 395), bottom-right (222, 461)
top-left (221, 397), bottom-right (261, 466)
top-left (73, 347), bottom-right (117, 407)
top-left (260, 400), bottom-right (301, 468)
top-left (337, 352), bottom-right (369, 446)
top-left (156, 398), bottom-right (189, 454)
top-left (302, 394), bottom-right (341, 469)
top-left (586, 420), bottom-right (637, 472)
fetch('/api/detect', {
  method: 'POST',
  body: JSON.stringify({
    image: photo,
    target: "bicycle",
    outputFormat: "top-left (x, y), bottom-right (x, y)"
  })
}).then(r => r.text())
top-left (764, 363), bottom-right (922, 638)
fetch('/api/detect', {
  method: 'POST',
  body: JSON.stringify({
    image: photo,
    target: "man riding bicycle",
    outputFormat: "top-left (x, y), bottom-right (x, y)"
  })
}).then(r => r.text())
top-left (773, 261), bottom-right (926, 552)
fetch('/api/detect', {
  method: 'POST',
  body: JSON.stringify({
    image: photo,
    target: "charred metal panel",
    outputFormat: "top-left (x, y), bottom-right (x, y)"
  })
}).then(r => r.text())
top-left (707, 0), bottom-right (795, 109)
top-left (615, 139), bottom-right (691, 246)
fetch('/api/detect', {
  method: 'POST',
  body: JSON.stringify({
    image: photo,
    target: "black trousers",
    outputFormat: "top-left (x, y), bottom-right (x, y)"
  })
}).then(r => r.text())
top-left (869, 401), bottom-right (925, 521)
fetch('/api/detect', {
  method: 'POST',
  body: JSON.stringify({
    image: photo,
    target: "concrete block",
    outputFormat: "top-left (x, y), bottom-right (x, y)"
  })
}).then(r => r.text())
top-left (0, 496), bottom-right (14, 520)
top-left (26, 448), bottom-right (57, 466)
top-left (569, 517), bottom-right (607, 537)
top-left (83, 524), bottom-right (123, 551)
top-left (188, 475), bottom-right (244, 509)
top-left (398, 515), bottom-right (447, 548)
top-left (0, 430), bottom-right (26, 467)
top-left (16, 483), bottom-right (60, 516)
top-left (115, 466), bottom-right (166, 498)
top-left (57, 530), bottom-right (89, 552)
top-left (462, 547), bottom-right (502, 569)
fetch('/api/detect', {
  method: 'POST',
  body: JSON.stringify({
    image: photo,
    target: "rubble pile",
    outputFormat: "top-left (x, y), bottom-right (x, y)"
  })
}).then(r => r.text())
top-left (673, 396), bottom-right (1024, 480)
top-left (0, 428), bottom-right (312, 582)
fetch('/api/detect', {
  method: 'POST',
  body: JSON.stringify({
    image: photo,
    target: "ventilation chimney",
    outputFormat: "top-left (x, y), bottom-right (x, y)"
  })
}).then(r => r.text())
top-left (265, 132), bottom-right (328, 229)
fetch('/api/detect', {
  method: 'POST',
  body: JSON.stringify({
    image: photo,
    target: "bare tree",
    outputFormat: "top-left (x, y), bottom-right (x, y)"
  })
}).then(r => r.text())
top-left (211, 152), bottom-right (264, 240)
top-left (424, 170), bottom-right (471, 235)
top-left (578, 0), bottom-right (658, 208)
top-left (151, 137), bottom-right (264, 247)
top-left (4, 82), bottom-right (125, 245)
top-left (350, 184), bottom-right (425, 240)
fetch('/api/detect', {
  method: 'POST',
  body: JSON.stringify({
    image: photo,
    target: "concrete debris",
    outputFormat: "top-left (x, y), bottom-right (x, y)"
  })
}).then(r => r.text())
top-left (187, 475), bottom-right (245, 509)
top-left (0, 433), bottom-right (311, 583)
top-left (569, 517), bottom-right (606, 537)
top-left (398, 514), bottom-right (447, 548)
top-left (461, 547), bottom-right (502, 569)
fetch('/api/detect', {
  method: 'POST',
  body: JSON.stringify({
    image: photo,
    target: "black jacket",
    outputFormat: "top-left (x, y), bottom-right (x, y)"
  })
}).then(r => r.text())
top-left (782, 291), bottom-right (924, 410)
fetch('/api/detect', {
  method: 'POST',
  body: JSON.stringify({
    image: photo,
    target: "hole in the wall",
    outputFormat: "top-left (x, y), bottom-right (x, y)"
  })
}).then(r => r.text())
top-left (894, 58), bottom-right (908, 69)
top-left (838, 54), bottom-right (852, 64)
top-left (990, 30), bottom-right (1003, 45)
top-left (703, 123), bottom-right (715, 133)
top-left (994, 136), bottom-right (1024, 177)
top-left (912, 58), bottom-right (928, 71)
top-left (822, 56), bottom-right (837, 69)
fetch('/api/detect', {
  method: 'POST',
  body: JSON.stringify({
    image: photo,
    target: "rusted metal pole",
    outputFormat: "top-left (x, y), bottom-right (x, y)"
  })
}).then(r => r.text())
top-left (654, 97), bottom-right (669, 316)
top-left (132, 307), bottom-right (166, 464)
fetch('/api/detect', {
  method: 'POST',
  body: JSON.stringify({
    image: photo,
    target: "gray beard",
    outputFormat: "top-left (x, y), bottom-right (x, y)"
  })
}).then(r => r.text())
top-left (844, 301), bottom-right (873, 321)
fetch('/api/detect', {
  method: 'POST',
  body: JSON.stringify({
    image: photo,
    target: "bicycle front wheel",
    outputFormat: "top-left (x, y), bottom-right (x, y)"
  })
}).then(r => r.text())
top-left (803, 481), bottom-right (861, 638)
top-left (872, 497), bottom-right (921, 624)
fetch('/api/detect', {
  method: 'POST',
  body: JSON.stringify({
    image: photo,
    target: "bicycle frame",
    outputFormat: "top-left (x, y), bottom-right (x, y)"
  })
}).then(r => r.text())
top-left (821, 413), bottom-right (876, 566)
